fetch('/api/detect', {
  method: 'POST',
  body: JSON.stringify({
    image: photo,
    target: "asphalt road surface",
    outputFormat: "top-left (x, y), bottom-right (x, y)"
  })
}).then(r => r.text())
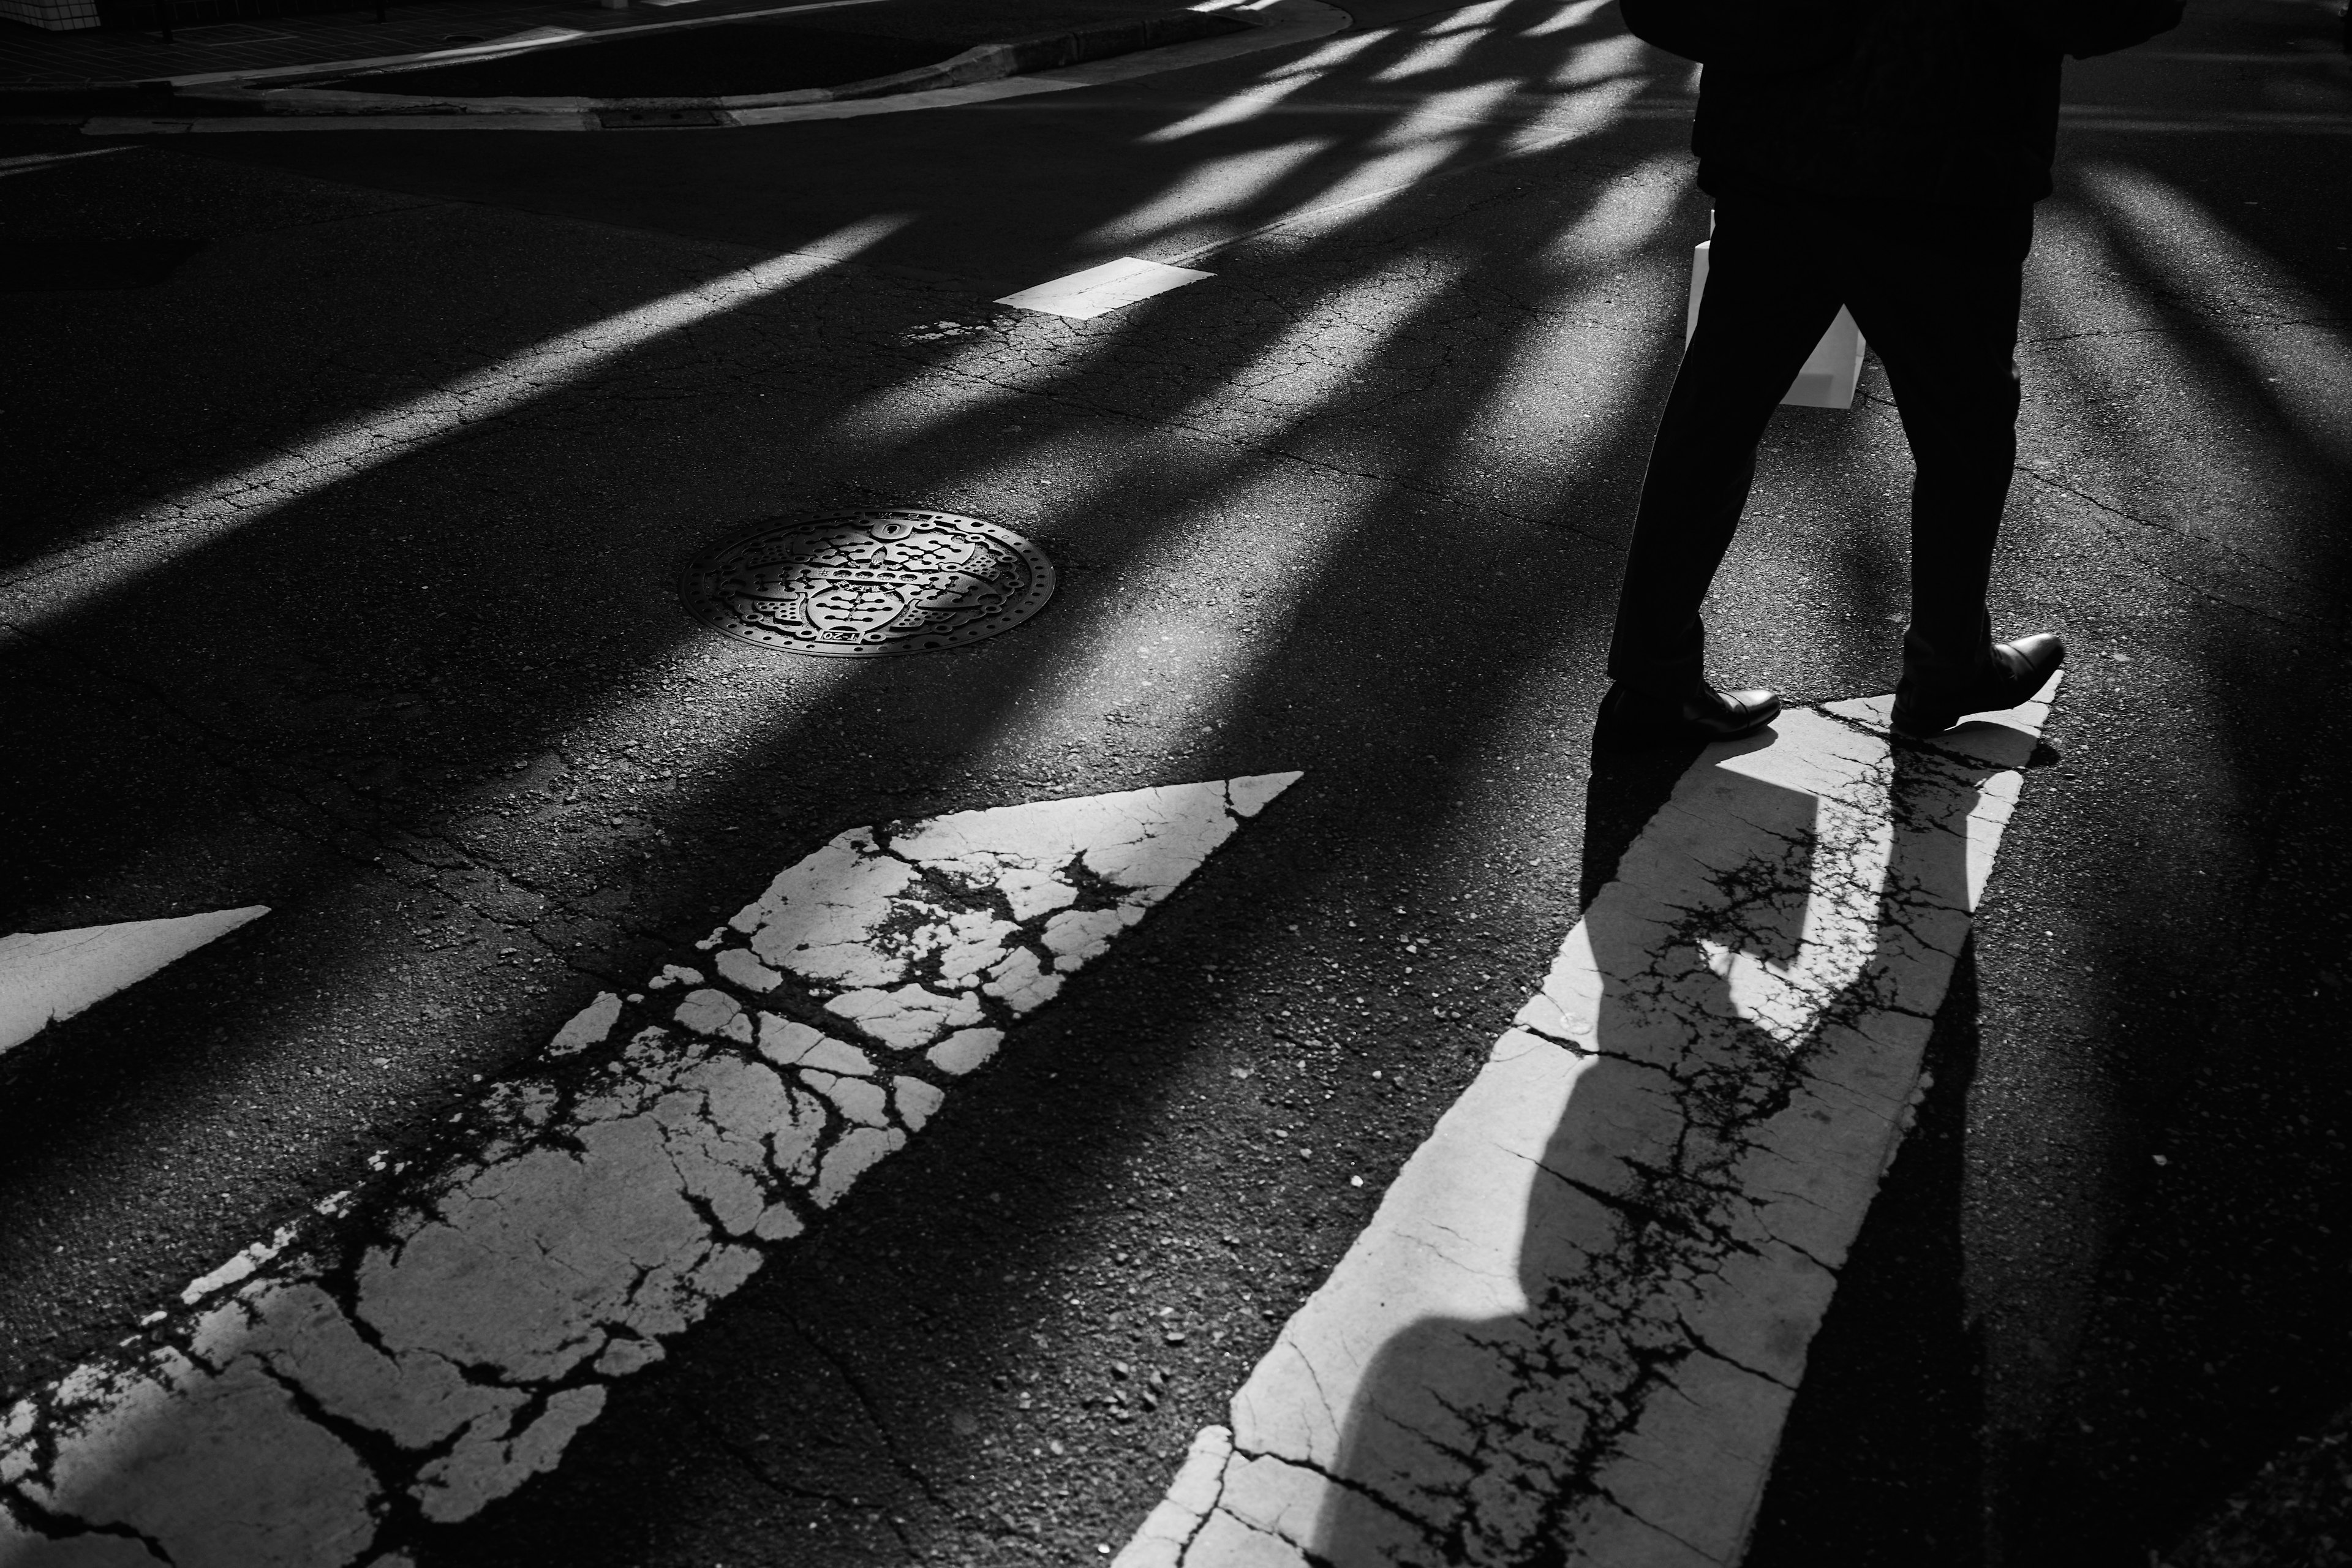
top-left (2, 0), bottom-right (2349, 1563)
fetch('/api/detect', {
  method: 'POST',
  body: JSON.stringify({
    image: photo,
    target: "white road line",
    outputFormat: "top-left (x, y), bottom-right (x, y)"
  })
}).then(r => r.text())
top-left (0, 908), bottom-right (268, 1060)
top-left (0, 774), bottom-right (1297, 1567)
top-left (2077, 164), bottom-right (2352, 468)
top-left (995, 256), bottom-right (1216, 320)
top-left (1117, 681), bottom-right (2060, 1568)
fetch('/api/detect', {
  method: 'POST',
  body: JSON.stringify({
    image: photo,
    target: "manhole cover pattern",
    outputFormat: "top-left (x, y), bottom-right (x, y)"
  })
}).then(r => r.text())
top-left (682, 509), bottom-right (1055, 657)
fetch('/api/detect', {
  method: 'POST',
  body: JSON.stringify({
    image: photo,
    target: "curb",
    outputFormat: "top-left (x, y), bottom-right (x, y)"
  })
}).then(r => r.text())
top-left (0, 0), bottom-right (884, 97)
top-left (173, 2), bottom-right (1250, 115)
top-left (20, 0), bottom-right (1296, 127)
top-left (74, 0), bottom-right (1347, 134)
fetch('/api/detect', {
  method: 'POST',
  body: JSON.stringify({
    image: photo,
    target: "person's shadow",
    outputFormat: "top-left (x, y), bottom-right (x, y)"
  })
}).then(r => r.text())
top-left (1286, 704), bottom-right (2043, 1566)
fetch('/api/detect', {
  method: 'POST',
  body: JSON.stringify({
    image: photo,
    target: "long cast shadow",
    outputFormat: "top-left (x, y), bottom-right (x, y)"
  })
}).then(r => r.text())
top-left (1305, 716), bottom-right (2018, 1566)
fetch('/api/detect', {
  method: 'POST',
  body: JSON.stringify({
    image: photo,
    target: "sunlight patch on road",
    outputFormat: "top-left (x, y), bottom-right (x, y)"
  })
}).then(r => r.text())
top-left (1169, 249), bottom-right (1472, 434)
top-left (1545, 32), bottom-right (1646, 86)
top-left (1077, 140), bottom-right (1336, 252)
top-left (1140, 74), bottom-right (1332, 140)
top-left (949, 253), bottom-right (1471, 773)
top-left (1370, 29), bottom-right (1483, 80)
top-left (1140, 30), bottom-right (1396, 141)
top-left (1266, 26), bottom-right (1396, 74)
top-left (1538, 150), bottom-right (1689, 265)
top-left (1213, 139), bottom-right (1466, 248)
top-left (1370, 78), bottom-right (1523, 145)
top-left (2021, 199), bottom-right (2340, 624)
top-left (1424, 0), bottom-right (1513, 32)
top-left (1499, 73), bottom-right (1648, 156)
top-left (2078, 163), bottom-right (2351, 468)
top-left (1425, 161), bottom-right (1687, 499)
top-left (1519, 0), bottom-right (1612, 35)
top-left (0, 217), bottom-right (910, 641)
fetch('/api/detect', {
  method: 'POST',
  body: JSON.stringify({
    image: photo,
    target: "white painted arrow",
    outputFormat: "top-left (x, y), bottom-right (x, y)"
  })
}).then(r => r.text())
top-left (1698, 785), bottom-right (1894, 1052)
top-left (1118, 684), bottom-right (2057, 1568)
top-left (0, 773), bottom-right (1298, 1568)
top-left (0, 907), bottom-right (269, 1060)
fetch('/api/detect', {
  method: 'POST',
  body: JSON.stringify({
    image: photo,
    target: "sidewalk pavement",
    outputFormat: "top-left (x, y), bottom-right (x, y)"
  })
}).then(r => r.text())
top-left (0, 0), bottom-right (1243, 92)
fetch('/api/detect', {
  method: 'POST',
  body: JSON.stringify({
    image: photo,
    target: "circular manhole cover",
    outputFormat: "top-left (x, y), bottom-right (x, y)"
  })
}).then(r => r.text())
top-left (681, 508), bottom-right (1056, 657)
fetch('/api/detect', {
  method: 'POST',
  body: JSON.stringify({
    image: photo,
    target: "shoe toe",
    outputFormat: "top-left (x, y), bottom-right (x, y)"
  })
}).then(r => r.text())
top-left (2005, 632), bottom-right (2067, 674)
top-left (1706, 687), bottom-right (1780, 737)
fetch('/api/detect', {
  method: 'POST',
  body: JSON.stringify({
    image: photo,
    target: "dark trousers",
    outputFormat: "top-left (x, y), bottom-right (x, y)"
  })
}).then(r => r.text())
top-left (1605, 196), bottom-right (2036, 696)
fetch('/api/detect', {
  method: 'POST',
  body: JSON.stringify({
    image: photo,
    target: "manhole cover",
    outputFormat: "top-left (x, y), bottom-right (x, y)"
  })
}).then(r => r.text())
top-left (681, 508), bottom-right (1055, 656)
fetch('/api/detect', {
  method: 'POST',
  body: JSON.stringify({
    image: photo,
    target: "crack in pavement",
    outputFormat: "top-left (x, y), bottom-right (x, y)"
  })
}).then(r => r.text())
top-left (1113, 688), bottom-right (2057, 1567)
top-left (0, 774), bottom-right (1298, 1567)
top-left (2016, 467), bottom-right (2329, 624)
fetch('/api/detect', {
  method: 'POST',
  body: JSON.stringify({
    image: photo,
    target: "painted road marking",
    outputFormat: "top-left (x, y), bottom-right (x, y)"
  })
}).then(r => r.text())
top-left (995, 257), bottom-right (1215, 320)
top-left (1116, 682), bottom-right (2059, 1567)
top-left (0, 908), bottom-right (268, 1060)
top-left (0, 774), bottom-right (1296, 1567)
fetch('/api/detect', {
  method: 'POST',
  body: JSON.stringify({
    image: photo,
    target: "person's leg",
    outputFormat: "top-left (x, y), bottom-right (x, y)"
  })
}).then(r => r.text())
top-left (1604, 197), bottom-right (1846, 699)
top-left (1843, 204), bottom-right (2042, 676)
top-left (1845, 202), bottom-right (2063, 731)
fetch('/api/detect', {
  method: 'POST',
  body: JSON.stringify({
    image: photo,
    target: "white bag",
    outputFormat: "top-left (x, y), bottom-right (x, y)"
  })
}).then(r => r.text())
top-left (1684, 239), bottom-right (1867, 410)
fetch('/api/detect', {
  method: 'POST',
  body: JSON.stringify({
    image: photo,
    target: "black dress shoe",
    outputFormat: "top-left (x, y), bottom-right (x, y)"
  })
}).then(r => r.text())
top-left (1891, 633), bottom-right (2065, 736)
top-left (1598, 680), bottom-right (1781, 745)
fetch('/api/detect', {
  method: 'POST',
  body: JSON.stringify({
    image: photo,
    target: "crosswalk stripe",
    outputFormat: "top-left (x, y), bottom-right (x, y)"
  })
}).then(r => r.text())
top-left (0, 774), bottom-right (1297, 1566)
top-left (1116, 682), bottom-right (2059, 1567)
top-left (0, 907), bottom-right (268, 1060)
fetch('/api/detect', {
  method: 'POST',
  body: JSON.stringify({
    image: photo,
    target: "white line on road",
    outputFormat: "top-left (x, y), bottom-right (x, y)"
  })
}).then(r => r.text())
top-left (0, 774), bottom-right (1297, 1567)
top-left (996, 256), bottom-right (1216, 319)
top-left (0, 908), bottom-right (268, 1060)
top-left (1117, 681), bottom-right (2060, 1567)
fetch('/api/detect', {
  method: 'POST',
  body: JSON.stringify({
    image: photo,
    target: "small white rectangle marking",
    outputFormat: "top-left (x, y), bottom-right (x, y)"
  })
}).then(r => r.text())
top-left (993, 256), bottom-right (1213, 320)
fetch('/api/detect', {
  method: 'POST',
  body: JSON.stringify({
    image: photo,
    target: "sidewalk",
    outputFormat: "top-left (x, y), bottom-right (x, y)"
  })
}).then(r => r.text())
top-left (0, 0), bottom-right (1243, 90)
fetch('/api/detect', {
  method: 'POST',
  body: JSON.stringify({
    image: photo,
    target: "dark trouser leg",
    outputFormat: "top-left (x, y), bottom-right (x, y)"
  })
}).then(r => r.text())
top-left (1605, 199), bottom-right (1844, 697)
top-left (1844, 205), bottom-right (2035, 674)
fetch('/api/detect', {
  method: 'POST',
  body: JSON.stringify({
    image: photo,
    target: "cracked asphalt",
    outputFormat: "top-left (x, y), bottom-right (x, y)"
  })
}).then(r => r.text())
top-left (2, 0), bottom-right (2349, 1560)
